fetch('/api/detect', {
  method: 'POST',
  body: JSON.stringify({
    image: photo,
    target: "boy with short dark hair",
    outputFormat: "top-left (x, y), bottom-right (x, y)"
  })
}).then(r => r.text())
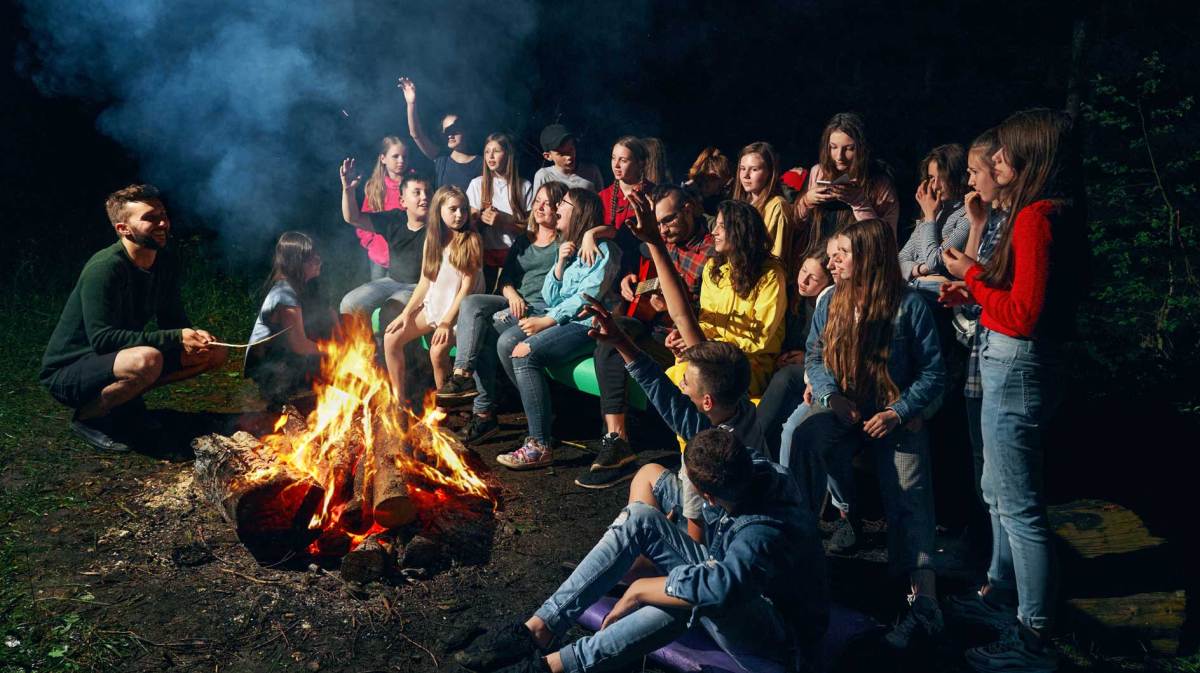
top-left (456, 428), bottom-right (828, 673)
top-left (531, 123), bottom-right (605, 194)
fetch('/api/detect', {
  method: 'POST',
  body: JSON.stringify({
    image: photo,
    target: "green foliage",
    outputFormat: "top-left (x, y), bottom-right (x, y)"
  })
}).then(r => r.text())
top-left (1079, 52), bottom-right (1200, 412)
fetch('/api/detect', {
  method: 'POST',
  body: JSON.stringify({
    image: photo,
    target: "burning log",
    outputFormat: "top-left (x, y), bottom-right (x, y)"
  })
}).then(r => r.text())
top-left (193, 431), bottom-right (325, 563)
top-left (340, 533), bottom-right (395, 584)
top-left (372, 442), bottom-right (417, 528)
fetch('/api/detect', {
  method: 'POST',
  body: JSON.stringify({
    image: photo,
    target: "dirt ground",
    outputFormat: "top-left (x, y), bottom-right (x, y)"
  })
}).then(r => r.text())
top-left (2, 361), bottom-right (1193, 673)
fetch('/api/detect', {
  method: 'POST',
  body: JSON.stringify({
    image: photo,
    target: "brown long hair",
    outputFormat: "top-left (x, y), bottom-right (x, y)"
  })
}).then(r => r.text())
top-left (808, 113), bottom-right (892, 231)
top-left (641, 137), bottom-right (671, 184)
top-left (364, 136), bottom-right (407, 212)
top-left (422, 186), bottom-right (482, 281)
top-left (709, 200), bottom-right (772, 298)
top-left (823, 218), bottom-right (904, 409)
top-left (560, 188), bottom-right (604, 247)
top-left (980, 108), bottom-right (1082, 288)
top-left (687, 146), bottom-right (732, 185)
top-left (265, 231), bottom-right (318, 301)
top-left (480, 133), bottom-right (528, 221)
top-left (526, 181), bottom-right (568, 240)
top-left (732, 141), bottom-right (786, 213)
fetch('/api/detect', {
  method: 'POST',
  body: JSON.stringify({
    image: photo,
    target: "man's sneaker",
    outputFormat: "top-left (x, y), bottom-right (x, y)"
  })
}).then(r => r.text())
top-left (884, 594), bottom-right (944, 649)
top-left (70, 415), bottom-right (131, 453)
top-left (497, 438), bottom-right (553, 470)
top-left (437, 373), bottom-right (479, 404)
top-left (454, 622), bottom-right (542, 670)
top-left (591, 432), bottom-right (636, 470)
top-left (828, 515), bottom-right (863, 554)
top-left (460, 414), bottom-right (500, 445)
top-left (965, 622), bottom-right (1057, 672)
top-left (575, 463), bottom-right (638, 490)
top-left (945, 586), bottom-right (1018, 633)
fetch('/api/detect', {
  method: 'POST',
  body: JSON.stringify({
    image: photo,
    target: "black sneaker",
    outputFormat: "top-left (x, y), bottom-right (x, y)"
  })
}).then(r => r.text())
top-left (459, 414), bottom-right (500, 445)
top-left (70, 415), bottom-right (131, 453)
top-left (437, 373), bottom-right (479, 404)
top-left (590, 432), bottom-right (636, 470)
top-left (884, 594), bottom-right (945, 650)
top-left (945, 586), bottom-right (1018, 633)
top-left (828, 515), bottom-right (863, 554)
top-left (575, 462), bottom-right (638, 490)
top-left (964, 622), bottom-right (1057, 672)
top-left (454, 622), bottom-right (541, 671)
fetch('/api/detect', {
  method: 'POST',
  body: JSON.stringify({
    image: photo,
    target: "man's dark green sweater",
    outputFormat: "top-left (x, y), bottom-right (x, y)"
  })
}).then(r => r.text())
top-left (40, 242), bottom-right (190, 381)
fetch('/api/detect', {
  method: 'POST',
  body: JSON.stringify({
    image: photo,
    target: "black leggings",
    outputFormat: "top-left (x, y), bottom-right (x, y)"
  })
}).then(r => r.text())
top-left (594, 316), bottom-right (673, 415)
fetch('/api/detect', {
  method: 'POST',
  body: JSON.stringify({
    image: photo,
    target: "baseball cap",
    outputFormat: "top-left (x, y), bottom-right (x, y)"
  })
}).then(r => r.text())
top-left (539, 124), bottom-right (574, 153)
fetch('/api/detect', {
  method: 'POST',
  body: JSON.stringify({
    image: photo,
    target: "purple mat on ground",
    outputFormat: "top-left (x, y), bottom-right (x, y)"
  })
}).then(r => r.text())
top-left (578, 597), bottom-right (879, 673)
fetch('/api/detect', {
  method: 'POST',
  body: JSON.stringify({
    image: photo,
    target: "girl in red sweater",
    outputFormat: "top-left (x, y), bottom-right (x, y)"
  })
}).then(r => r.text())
top-left (941, 108), bottom-right (1087, 673)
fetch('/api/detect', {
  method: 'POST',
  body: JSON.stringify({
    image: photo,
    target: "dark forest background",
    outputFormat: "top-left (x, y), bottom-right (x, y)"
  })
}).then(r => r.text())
top-left (2, 0), bottom-right (1198, 477)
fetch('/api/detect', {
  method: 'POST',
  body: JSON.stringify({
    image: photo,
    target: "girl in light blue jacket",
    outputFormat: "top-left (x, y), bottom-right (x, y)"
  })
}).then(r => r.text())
top-left (496, 188), bottom-right (621, 470)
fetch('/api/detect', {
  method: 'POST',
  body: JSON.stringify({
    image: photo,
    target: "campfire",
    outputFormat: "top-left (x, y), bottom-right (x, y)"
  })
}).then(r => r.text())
top-left (192, 317), bottom-right (494, 578)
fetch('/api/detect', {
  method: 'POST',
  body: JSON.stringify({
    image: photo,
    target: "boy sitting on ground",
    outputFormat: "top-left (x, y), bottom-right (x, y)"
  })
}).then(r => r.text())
top-left (455, 427), bottom-right (829, 673)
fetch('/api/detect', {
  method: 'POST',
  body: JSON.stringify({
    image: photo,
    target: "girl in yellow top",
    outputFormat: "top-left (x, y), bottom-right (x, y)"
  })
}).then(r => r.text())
top-left (732, 141), bottom-right (793, 260)
top-left (665, 200), bottom-right (786, 396)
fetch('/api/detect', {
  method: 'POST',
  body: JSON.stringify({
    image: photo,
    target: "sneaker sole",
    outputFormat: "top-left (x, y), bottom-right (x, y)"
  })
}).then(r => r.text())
top-left (437, 390), bottom-right (479, 402)
top-left (462, 425), bottom-right (501, 445)
top-left (496, 456), bottom-right (553, 471)
top-left (574, 471), bottom-right (636, 489)
top-left (70, 427), bottom-right (131, 453)
top-left (589, 453), bottom-right (638, 471)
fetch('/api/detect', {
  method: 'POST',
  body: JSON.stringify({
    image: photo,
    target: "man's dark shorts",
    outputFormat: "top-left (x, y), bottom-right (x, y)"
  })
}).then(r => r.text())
top-left (41, 349), bottom-right (181, 409)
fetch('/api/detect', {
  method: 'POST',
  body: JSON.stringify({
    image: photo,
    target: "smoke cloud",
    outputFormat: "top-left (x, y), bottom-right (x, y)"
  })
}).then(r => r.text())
top-left (16, 0), bottom-right (539, 256)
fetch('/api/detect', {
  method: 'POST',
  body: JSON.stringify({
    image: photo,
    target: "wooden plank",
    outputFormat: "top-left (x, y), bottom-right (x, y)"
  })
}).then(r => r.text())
top-left (1049, 499), bottom-right (1166, 559)
top-left (1063, 591), bottom-right (1186, 656)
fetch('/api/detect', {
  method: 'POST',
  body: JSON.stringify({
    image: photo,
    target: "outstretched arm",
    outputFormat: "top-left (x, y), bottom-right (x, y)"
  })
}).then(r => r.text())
top-left (398, 77), bottom-right (440, 161)
top-left (626, 191), bottom-right (704, 347)
top-left (340, 158), bottom-right (372, 230)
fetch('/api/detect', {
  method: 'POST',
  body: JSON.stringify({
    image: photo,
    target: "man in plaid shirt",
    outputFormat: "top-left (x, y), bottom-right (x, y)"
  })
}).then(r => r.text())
top-left (578, 185), bottom-right (714, 490)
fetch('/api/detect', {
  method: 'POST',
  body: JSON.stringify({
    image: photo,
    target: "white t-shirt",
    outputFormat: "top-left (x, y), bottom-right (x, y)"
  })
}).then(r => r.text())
top-left (466, 176), bottom-right (534, 251)
top-left (423, 248), bottom-right (483, 327)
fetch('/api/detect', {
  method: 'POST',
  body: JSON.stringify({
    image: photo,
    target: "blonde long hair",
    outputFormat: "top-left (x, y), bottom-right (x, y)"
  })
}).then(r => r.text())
top-left (423, 186), bottom-right (483, 281)
top-left (823, 218), bottom-right (904, 409)
top-left (364, 136), bottom-right (406, 212)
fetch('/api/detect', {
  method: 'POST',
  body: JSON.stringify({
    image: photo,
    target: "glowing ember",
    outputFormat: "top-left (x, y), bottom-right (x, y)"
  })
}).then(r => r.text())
top-left (246, 316), bottom-right (490, 555)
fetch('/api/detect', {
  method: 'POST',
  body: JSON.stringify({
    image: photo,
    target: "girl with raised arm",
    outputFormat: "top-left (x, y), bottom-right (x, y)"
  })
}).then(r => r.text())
top-left (940, 109), bottom-right (1088, 672)
top-left (435, 181), bottom-right (569, 444)
top-left (381, 186), bottom-right (483, 405)
top-left (398, 76), bottom-right (481, 189)
top-left (796, 112), bottom-right (900, 240)
top-left (466, 133), bottom-right (533, 291)
top-left (800, 217), bottom-right (945, 651)
top-left (733, 141), bottom-right (793, 258)
top-left (495, 188), bottom-right (621, 470)
top-left (355, 137), bottom-right (411, 281)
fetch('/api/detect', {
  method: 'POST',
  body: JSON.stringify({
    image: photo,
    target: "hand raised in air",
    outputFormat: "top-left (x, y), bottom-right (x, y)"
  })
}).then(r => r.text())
top-left (625, 191), bottom-right (664, 246)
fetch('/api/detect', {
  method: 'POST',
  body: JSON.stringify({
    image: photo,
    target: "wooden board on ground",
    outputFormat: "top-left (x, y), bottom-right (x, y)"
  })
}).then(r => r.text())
top-left (1049, 498), bottom-right (1167, 559)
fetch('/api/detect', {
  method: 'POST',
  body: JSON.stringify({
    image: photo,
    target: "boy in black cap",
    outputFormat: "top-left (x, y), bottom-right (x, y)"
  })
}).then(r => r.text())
top-left (532, 123), bottom-right (605, 194)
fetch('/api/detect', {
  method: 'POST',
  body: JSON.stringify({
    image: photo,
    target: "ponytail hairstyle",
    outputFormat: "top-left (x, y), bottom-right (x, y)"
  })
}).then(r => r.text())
top-left (709, 200), bottom-right (772, 298)
top-left (422, 185), bottom-right (482, 281)
top-left (732, 141), bottom-right (787, 213)
top-left (641, 136), bottom-right (671, 184)
top-left (560, 188), bottom-right (604, 248)
top-left (981, 108), bottom-right (1082, 288)
top-left (919, 143), bottom-right (969, 205)
top-left (687, 146), bottom-right (733, 189)
top-left (612, 135), bottom-right (648, 183)
top-left (822, 218), bottom-right (905, 409)
top-left (480, 133), bottom-right (528, 221)
top-left (265, 231), bottom-right (319, 301)
top-left (364, 136), bottom-right (407, 212)
top-left (526, 181), bottom-right (568, 240)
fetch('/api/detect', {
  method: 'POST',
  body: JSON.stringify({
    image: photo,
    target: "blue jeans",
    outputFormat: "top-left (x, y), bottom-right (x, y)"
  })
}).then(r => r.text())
top-left (792, 405), bottom-right (936, 574)
top-left (978, 329), bottom-right (1063, 631)
top-left (757, 364), bottom-right (807, 461)
top-left (536, 473), bottom-right (794, 673)
top-left (508, 322), bottom-right (593, 444)
top-left (339, 277), bottom-right (415, 316)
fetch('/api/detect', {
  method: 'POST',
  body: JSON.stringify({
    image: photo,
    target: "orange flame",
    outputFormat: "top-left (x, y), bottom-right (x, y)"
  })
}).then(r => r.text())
top-left (254, 316), bottom-right (490, 554)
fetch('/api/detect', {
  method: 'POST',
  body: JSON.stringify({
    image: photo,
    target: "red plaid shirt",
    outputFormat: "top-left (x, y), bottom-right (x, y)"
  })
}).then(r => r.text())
top-left (668, 229), bottom-right (715, 306)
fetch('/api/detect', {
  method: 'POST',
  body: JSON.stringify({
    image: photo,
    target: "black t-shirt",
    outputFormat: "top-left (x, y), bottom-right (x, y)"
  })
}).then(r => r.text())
top-left (367, 211), bottom-right (427, 285)
top-left (435, 154), bottom-right (483, 190)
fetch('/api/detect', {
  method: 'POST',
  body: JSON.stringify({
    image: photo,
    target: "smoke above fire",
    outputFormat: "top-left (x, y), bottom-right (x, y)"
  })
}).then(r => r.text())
top-left (14, 0), bottom-right (539, 256)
